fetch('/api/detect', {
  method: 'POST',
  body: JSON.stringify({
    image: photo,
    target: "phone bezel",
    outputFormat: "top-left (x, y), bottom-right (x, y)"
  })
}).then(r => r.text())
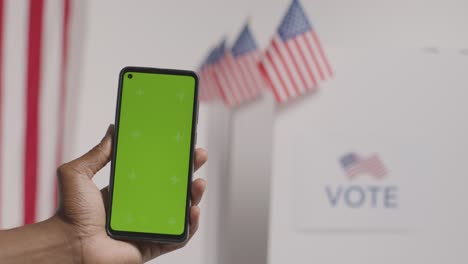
top-left (106, 66), bottom-right (199, 243)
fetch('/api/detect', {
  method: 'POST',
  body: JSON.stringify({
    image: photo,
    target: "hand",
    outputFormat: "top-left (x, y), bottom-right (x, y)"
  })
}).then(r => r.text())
top-left (54, 125), bottom-right (208, 263)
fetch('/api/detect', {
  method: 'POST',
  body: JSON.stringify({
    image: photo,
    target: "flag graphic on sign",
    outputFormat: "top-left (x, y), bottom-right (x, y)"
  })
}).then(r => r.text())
top-left (339, 153), bottom-right (387, 180)
top-left (197, 45), bottom-right (223, 102)
top-left (259, 0), bottom-right (332, 103)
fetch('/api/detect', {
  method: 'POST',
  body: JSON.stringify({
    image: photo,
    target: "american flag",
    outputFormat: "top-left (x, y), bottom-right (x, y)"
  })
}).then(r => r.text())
top-left (0, 0), bottom-right (82, 229)
top-left (339, 153), bottom-right (387, 180)
top-left (259, 0), bottom-right (333, 103)
top-left (204, 40), bottom-right (232, 105)
top-left (214, 24), bottom-right (266, 107)
top-left (198, 45), bottom-right (223, 102)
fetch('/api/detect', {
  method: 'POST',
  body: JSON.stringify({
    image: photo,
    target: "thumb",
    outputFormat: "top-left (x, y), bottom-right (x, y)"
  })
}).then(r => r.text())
top-left (65, 124), bottom-right (114, 179)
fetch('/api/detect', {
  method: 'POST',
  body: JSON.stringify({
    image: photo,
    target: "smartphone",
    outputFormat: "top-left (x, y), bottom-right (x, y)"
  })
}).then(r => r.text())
top-left (106, 66), bottom-right (198, 243)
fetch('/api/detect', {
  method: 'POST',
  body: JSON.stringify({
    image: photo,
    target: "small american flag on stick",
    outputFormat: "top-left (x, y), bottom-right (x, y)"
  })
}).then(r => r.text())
top-left (197, 45), bottom-right (223, 102)
top-left (259, 0), bottom-right (332, 103)
top-left (214, 25), bottom-right (266, 107)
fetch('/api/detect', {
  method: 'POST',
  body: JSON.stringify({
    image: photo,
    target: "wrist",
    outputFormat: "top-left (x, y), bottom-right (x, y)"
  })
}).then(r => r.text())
top-left (0, 216), bottom-right (82, 264)
top-left (48, 216), bottom-right (83, 264)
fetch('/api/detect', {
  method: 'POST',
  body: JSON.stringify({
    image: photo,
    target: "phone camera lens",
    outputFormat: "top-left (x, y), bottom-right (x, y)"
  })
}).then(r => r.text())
top-left (128, 74), bottom-right (133, 79)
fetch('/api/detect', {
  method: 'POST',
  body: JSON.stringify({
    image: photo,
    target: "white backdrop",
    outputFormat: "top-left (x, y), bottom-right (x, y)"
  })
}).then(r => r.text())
top-left (70, 0), bottom-right (468, 263)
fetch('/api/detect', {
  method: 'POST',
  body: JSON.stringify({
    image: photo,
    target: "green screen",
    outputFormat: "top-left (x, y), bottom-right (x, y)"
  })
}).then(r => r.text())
top-left (110, 71), bottom-right (196, 235)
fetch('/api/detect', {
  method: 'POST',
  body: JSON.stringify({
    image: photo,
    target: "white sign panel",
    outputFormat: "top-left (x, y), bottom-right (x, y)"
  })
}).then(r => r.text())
top-left (288, 48), bottom-right (468, 232)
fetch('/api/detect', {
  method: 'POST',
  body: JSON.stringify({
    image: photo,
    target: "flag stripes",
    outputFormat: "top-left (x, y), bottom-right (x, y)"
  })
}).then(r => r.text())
top-left (24, 0), bottom-right (44, 225)
top-left (54, 0), bottom-right (71, 208)
top-left (222, 25), bottom-right (267, 107)
top-left (227, 25), bottom-right (266, 106)
top-left (263, 33), bottom-right (323, 102)
top-left (217, 52), bottom-right (244, 106)
top-left (0, 0), bottom-right (76, 228)
top-left (198, 66), bottom-right (220, 102)
top-left (290, 37), bottom-right (317, 86)
top-left (38, 0), bottom-right (70, 221)
top-left (346, 154), bottom-right (387, 180)
top-left (310, 30), bottom-right (333, 78)
top-left (259, 0), bottom-right (332, 103)
top-left (245, 54), bottom-right (265, 93)
top-left (199, 25), bottom-right (267, 107)
top-left (264, 49), bottom-right (290, 100)
top-left (1, 0), bottom-right (29, 228)
top-left (197, 46), bottom-right (223, 103)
